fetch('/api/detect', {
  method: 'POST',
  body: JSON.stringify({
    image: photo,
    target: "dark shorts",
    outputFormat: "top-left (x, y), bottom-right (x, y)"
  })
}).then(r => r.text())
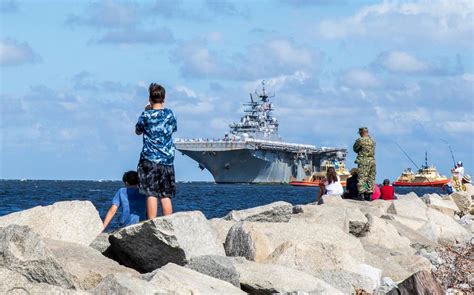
top-left (137, 159), bottom-right (176, 198)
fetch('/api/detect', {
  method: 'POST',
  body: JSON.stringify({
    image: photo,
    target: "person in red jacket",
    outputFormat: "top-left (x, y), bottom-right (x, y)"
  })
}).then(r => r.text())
top-left (380, 179), bottom-right (395, 200)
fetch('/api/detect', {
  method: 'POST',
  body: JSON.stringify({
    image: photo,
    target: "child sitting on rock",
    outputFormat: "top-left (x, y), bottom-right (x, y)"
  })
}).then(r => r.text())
top-left (102, 171), bottom-right (147, 231)
top-left (135, 83), bottom-right (177, 219)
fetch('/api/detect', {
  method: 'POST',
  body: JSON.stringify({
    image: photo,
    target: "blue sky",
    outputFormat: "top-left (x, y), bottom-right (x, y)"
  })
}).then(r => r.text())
top-left (1, 0), bottom-right (473, 181)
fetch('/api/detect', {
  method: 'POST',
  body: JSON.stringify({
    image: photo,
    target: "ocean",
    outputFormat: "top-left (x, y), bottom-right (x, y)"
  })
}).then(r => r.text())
top-left (0, 180), bottom-right (445, 230)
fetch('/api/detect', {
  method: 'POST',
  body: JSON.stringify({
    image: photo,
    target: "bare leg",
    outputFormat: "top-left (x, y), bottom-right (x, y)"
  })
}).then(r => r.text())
top-left (147, 196), bottom-right (158, 219)
top-left (161, 197), bottom-right (173, 216)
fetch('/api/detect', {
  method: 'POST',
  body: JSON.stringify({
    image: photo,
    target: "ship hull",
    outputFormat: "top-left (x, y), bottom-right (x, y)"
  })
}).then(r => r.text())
top-left (393, 179), bottom-right (449, 187)
top-left (289, 180), bottom-right (347, 187)
top-left (179, 148), bottom-right (305, 183)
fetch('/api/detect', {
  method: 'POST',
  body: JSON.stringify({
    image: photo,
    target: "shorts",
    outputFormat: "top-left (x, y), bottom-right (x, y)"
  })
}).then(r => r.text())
top-left (137, 158), bottom-right (176, 198)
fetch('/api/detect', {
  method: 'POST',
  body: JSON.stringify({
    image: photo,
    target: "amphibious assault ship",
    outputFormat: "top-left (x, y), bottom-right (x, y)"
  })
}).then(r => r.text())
top-left (174, 81), bottom-right (347, 183)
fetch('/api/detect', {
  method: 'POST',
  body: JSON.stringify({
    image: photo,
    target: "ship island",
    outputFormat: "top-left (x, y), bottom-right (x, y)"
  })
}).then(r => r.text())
top-left (174, 81), bottom-right (347, 183)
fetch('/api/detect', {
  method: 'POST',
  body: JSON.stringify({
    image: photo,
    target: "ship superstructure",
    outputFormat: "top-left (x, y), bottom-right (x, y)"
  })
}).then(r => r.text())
top-left (174, 81), bottom-right (347, 183)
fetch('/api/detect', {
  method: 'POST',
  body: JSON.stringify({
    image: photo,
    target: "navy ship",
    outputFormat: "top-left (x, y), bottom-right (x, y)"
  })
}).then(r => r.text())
top-left (174, 81), bottom-right (347, 183)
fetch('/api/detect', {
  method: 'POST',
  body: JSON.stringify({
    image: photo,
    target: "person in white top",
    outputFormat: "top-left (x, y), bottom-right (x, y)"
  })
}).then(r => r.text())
top-left (318, 167), bottom-right (344, 204)
top-left (454, 161), bottom-right (464, 178)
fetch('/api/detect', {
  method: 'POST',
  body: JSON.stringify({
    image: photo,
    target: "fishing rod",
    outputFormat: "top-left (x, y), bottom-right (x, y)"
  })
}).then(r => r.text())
top-left (395, 142), bottom-right (421, 171)
top-left (441, 139), bottom-right (456, 168)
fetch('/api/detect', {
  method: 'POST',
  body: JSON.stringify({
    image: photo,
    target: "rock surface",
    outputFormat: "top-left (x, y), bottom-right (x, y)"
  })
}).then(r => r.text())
top-left (0, 225), bottom-right (76, 289)
top-left (387, 270), bottom-right (444, 295)
top-left (223, 201), bottom-right (293, 223)
top-left (90, 273), bottom-right (154, 295)
top-left (451, 191), bottom-right (472, 214)
top-left (231, 257), bottom-right (343, 295)
top-left (210, 218), bottom-right (236, 246)
top-left (186, 255), bottom-right (240, 287)
top-left (148, 263), bottom-right (246, 294)
top-left (424, 194), bottom-right (459, 217)
top-left (387, 194), bottom-right (428, 220)
top-left (109, 211), bottom-right (225, 272)
top-left (0, 201), bottom-right (102, 246)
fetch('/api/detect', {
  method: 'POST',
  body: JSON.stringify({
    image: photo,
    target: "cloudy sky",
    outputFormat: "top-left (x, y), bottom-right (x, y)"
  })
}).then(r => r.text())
top-left (1, 0), bottom-right (473, 181)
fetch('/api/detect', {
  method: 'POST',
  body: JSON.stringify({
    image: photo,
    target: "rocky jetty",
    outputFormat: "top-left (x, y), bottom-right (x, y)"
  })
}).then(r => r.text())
top-left (0, 193), bottom-right (472, 294)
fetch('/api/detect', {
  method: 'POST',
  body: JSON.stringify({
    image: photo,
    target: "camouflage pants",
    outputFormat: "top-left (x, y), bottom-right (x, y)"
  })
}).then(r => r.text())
top-left (357, 160), bottom-right (376, 194)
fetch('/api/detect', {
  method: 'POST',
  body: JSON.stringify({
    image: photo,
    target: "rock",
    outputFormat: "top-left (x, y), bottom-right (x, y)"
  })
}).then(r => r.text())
top-left (210, 218), bottom-right (236, 246)
top-left (223, 201), bottom-right (293, 223)
top-left (387, 195), bottom-right (429, 221)
top-left (320, 194), bottom-right (345, 205)
top-left (374, 277), bottom-right (397, 295)
top-left (311, 265), bottom-right (381, 294)
top-left (359, 215), bottom-right (413, 252)
top-left (231, 257), bottom-right (343, 295)
top-left (185, 255), bottom-right (240, 287)
top-left (349, 199), bottom-right (393, 217)
top-left (0, 201), bottom-right (102, 246)
top-left (422, 208), bottom-right (471, 245)
top-left (44, 239), bottom-right (139, 290)
top-left (0, 225), bottom-right (76, 289)
top-left (89, 233), bottom-right (111, 253)
top-left (451, 191), bottom-right (472, 214)
top-left (148, 263), bottom-right (245, 294)
top-left (0, 268), bottom-right (83, 294)
top-left (386, 270), bottom-right (444, 295)
top-left (109, 211), bottom-right (225, 273)
top-left (424, 194), bottom-right (459, 217)
top-left (383, 217), bottom-right (438, 251)
top-left (224, 221), bottom-right (272, 262)
top-left (90, 273), bottom-right (154, 295)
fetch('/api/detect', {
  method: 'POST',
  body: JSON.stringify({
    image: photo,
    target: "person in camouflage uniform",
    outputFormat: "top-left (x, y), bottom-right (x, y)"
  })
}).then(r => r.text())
top-left (353, 127), bottom-right (376, 201)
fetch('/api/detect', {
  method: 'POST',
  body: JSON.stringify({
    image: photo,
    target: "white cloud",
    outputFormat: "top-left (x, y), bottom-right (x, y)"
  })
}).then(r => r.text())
top-left (66, 0), bottom-right (139, 28)
top-left (0, 39), bottom-right (40, 66)
top-left (341, 69), bottom-right (380, 89)
top-left (378, 51), bottom-right (428, 73)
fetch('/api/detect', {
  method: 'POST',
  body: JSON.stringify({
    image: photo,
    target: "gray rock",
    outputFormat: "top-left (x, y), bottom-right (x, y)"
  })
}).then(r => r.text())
top-left (451, 191), bottom-right (472, 214)
top-left (223, 201), bottom-right (293, 223)
top-left (0, 268), bottom-right (83, 294)
top-left (210, 218), bottom-right (236, 246)
top-left (0, 201), bottom-right (102, 246)
top-left (89, 232), bottom-right (111, 253)
top-left (387, 194), bottom-right (429, 221)
top-left (44, 238), bottom-right (139, 290)
top-left (231, 257), bottom-right (343, 294)
top-left (109, 211), bottom-right (225, 273)
top-left (185, 255), bottom-right (240, 287)
top-left (386, 270), bottom-right (444, 295)
top-left (90, 273), bottom-right (155, 295)
top-left (0, 225), bottom-right (76, 289)
top-left (148, 263), bottom-right (246, 294)
top-left (382, 215), bottom-right (438, 251)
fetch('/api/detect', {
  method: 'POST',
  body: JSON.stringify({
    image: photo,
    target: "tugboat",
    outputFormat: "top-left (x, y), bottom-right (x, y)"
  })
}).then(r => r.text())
top-left (393, 152), bottom-right (449, 187)
top-left (289, 160), bottom-right (350, 187)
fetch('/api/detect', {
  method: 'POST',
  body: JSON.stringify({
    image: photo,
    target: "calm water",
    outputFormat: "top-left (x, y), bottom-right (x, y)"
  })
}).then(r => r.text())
top-left (0, 180), bottom-right (445, 230)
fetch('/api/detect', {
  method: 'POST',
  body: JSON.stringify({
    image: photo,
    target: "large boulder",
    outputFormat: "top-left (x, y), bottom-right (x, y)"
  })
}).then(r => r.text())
top-left (359, 215), bottom-right (413, 253)
top-left (451, 191), bottom-right (472, 214)
top-left (0, 268), bottom-right (83, 294)
top-left (44, 239), bottom-right (139, 290)
top-left (382, 216), bottom-right (438, 251)
top-left (0, 201), bottom-right (102, 246)
top-left (185, 255), bottom-right (240, 287)
top-left (109, 211), bottom-right (225, 273)
top-left (231, 257), bottom-right (343, 295)
top-left (421, 208), bottom-right (471, 245)
top-left (423, 194), bottom-right (459, 217)
top-left (387, 194), bottom-right (429, 221)
top-left (210, 218), bottom-right (236, 246)
top-left (148, 263), bottom-right (245, 294)
top-left (0, 225), bottom-right (76, 289)
top-left (90, 273), bottom-right (154, 295)
top-left (223, 201), bottom-right (293, 223)
top-left (386, 270), bottom-right (444, 295)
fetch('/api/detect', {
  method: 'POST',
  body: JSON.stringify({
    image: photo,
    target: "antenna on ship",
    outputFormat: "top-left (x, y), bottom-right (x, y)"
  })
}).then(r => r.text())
top-left (424, 151), bottom-right (428, 168)
top-left (255, 80), bottom-right (275, 102)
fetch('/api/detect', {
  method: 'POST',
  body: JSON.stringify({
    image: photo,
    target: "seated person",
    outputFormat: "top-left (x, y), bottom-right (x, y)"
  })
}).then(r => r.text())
top-left (102, 171), bottom-right (147, 232)
top-left (343, 168), bottom-right (358, 199)
top-left (318, 167), bottom-right (344, 204)
top-left (380, 179), bottom-right (395, 200)
top-left (372, 183), bottom-right (381, 200)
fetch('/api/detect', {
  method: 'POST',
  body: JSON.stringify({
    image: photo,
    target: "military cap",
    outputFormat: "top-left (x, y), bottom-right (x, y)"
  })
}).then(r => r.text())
top-left (358, 127), bottom-right (368, 133)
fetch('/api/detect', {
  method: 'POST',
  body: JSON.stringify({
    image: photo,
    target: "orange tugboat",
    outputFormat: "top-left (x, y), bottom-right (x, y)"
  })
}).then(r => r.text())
top-left (289, 160), bottom-right (350, 187)
top-left (393, 152), bottom-right (449, 187)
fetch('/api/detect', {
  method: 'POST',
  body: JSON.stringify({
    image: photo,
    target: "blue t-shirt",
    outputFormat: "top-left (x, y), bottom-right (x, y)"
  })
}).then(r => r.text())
top-left (135, 108), bottom-right (177, 165)
top-left (112, 187), bottom-right (147, 227)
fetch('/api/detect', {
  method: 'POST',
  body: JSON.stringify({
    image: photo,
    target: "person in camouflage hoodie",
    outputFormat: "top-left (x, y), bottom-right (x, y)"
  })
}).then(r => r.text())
top-left (353, 127), bottom-right (376, 201)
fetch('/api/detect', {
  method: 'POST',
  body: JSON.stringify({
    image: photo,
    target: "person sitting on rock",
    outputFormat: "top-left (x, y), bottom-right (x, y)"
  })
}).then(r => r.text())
top-left (380, 179), bottom-right (395, 200)
top-left (343, 168), bottom-right (358, 200)
top-left (101, 171), bottom-right (147, 232)
top-left (318, 167), bottom-right (344, 204)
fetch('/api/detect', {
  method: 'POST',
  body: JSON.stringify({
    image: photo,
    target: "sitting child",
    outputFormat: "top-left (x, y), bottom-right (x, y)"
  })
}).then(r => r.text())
top-left (102, 171), bottom-right (147, 232)
top-left (380, 179), bottom-right (395, 200)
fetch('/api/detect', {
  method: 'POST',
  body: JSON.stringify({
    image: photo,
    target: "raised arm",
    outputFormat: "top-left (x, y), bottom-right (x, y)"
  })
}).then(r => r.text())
top-left (101, 205), bottom-right (118, 232)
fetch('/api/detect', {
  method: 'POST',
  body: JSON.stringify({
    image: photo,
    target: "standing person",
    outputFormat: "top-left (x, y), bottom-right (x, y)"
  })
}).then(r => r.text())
top-left (102, 171), bottom-right (146, 232)
top-left (136, 83), bottom-right (177, 219)
top-left (317, 167), bottom-right (344, 204)
top-left (343, 168), bottom-right (358, 200)
top-left (353, 127), bottom-right (376, 201)
top-left (380, 179), bottom-right (395, 200)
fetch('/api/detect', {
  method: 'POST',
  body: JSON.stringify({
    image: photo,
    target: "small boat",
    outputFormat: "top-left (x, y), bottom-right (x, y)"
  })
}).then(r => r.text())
top-left (289, 160), bottom-right (349, 187)
top-left (393, 153), bottom-right (449, 187)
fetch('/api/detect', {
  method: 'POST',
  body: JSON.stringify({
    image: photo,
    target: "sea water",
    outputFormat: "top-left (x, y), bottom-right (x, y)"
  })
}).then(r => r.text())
top-left (0, 180), bottom-right (444, 230)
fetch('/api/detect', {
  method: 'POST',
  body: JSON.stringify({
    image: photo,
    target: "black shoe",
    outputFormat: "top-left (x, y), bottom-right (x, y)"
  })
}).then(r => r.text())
top-left (357, 194), bottom-right (365, 201)
top-left (364, 193), bottom-right (372, 201)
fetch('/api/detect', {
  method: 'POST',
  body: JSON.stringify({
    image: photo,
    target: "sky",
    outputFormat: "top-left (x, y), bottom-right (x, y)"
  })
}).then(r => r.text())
top-left (0, 0), bottom-right (473, 181)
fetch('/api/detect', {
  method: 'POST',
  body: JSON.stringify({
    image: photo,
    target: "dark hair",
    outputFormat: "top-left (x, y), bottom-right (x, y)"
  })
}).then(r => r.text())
top-left (326, 167), bottom-right (338, 184)
top-left (122, 171), bottom-right (139, 185)
top-left (383, 179), bottom-right (390, 185)
top-left (149, 83), bottom-right (166, 104)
